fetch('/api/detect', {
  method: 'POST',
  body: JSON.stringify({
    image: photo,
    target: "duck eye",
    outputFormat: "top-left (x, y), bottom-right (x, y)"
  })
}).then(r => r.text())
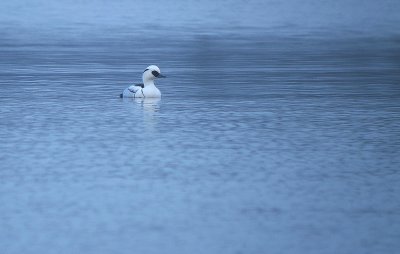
top-left (152, 70), bottom-right (160, 77)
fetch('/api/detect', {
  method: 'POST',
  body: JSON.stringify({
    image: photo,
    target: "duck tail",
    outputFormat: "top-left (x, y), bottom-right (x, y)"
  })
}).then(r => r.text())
top-left (119, 93), bottom-right (123, 98)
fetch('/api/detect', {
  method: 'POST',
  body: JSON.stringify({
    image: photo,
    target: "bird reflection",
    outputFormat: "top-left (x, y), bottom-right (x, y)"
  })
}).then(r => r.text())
top-left (126, 97), bottom-right (161, 131)
top-left (134, 97), bottom-right (161, 113)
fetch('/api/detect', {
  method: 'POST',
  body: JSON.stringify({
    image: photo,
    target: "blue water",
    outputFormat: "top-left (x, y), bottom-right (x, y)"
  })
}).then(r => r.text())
top-left (1, 1), bottom-right (400, 254)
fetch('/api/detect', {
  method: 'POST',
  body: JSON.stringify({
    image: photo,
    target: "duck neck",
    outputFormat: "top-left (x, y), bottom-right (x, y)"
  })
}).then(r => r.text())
top-left (143, 80), bottom-right (155, 87)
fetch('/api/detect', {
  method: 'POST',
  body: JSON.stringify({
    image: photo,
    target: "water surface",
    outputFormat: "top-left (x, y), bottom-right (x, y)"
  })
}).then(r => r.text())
top-left (1, 1), bottom-right (400, 254)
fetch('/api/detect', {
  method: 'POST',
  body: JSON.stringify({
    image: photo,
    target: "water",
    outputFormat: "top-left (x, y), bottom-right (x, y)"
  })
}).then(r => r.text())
top-left (1, 1), bottom-right (400, 254)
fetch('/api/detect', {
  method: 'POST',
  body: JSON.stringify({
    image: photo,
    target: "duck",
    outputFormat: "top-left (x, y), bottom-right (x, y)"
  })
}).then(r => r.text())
top-left (120, 65), bottom-right (166, 98)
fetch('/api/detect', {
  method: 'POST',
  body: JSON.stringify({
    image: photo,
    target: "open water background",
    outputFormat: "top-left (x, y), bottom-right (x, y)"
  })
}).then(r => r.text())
top-left (0, 0), bottom-right (400, 253)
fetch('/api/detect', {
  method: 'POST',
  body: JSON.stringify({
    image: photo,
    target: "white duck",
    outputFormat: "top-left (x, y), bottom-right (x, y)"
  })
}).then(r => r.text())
top-left (120, 65), bottom-right (166, 98)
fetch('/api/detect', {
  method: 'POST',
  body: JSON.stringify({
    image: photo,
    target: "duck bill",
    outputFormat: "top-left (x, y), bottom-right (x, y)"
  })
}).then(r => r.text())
top-left (158, 74), bottom-right (166, 78)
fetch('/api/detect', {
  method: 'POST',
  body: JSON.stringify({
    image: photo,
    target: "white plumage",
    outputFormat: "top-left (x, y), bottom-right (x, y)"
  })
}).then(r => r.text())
top-left (121, 65), bottom-right (165, 98)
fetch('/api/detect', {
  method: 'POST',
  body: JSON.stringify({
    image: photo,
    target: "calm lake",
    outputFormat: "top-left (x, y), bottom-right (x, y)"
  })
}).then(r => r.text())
top-left (1, 0), bottom-right (400, 254)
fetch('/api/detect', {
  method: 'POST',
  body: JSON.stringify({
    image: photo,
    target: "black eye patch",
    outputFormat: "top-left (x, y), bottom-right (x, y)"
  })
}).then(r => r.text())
top-left (152, 70), bottom-right (160, 77)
